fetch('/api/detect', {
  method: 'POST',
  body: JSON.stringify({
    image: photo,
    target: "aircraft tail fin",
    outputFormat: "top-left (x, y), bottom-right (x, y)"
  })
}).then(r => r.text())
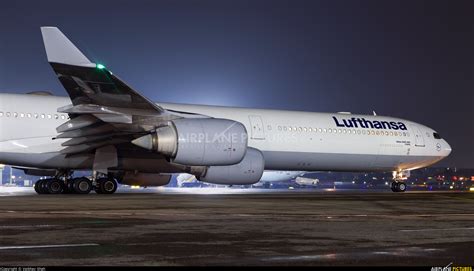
top-left (40, 26), bottom-right (94, 67)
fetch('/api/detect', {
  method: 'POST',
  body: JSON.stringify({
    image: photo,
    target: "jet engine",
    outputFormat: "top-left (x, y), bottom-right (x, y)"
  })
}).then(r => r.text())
top-left (132, 118), bottom-right (248, 166)
top-left (197, 147), bottom-right (265, 185)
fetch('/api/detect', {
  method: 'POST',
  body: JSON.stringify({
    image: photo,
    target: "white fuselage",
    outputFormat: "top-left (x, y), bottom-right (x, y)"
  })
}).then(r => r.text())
top-left (0, 93), bottom-right (451, 173)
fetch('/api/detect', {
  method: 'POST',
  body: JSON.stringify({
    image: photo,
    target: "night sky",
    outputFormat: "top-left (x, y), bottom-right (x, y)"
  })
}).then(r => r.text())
top-left (0, 0), bottom-right (472, 167)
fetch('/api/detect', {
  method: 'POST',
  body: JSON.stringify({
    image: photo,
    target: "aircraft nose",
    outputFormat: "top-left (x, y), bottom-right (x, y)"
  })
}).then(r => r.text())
top-left (443, 140), bottom-right (452, 157)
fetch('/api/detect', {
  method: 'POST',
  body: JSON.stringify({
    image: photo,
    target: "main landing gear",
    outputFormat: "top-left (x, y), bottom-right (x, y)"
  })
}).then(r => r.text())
top-left (34, 174), bottom-right (118, 195)
top-left (390, 170), bottom-right (409, 193)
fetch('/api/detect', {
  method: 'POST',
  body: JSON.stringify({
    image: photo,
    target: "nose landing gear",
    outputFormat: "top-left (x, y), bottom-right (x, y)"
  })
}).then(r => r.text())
top-left (391, 170), bottom-right (409, 193)
top-left (391, 181), bottom-right (407, 192)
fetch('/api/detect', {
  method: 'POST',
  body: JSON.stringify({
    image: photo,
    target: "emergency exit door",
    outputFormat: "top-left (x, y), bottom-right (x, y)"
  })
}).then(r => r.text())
top-left (248, 115), bottom-right (265, 140)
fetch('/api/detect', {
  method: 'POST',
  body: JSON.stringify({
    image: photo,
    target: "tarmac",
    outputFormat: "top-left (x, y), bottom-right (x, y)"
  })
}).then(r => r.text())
top-left (0, 187), bottom-right (473, 266)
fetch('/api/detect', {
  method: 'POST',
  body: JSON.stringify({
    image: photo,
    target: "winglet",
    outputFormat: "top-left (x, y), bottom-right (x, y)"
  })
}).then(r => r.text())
top-left (40, 26), bottom-right (95, 67)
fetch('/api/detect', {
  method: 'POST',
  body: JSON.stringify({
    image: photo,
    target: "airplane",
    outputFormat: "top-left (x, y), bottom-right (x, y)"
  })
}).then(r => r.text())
top-left (0, 27), bottom-right (452, 195)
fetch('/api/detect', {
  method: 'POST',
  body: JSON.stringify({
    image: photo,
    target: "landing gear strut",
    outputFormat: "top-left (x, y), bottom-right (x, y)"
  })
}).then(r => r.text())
top-left (391, 170), bottom-right (409, 193)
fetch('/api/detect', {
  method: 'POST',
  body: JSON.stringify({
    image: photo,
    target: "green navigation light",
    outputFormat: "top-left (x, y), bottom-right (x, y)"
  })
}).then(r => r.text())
top-left (96, 63), bottom-right (106, 69)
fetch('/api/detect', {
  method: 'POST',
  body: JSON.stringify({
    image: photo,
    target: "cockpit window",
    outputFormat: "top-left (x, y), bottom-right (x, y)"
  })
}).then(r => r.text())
top-left (433, 132), bottom-right (442, 139)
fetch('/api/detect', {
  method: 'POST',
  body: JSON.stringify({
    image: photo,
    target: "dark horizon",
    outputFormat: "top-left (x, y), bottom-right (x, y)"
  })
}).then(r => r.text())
top-left (0, 0), bottom-right (472, 167)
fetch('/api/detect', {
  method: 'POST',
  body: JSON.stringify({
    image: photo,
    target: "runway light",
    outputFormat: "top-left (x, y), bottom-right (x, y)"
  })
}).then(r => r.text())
top-left (449, 186), bottom-right (454, 190)
top-left (96, 63), bottom-right (106, 70)
top-left (469, 187), bottom-right (474, 192)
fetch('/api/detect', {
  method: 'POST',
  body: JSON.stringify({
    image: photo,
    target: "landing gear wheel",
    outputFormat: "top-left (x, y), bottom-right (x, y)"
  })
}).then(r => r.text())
top-left (34, 179), bottom-right (44, 194)
top-left (391, 181), bottom-right (407, 192)
top-left (398, 182), bottom-right (406, 192)
top-left (73, 177), bottom-right (92, 194)
top-left (40, 178), bottom-right (52, 194)
top-left (63, 179), bottom-right (75, 194)
top-left (46, 178), bottom-right (64, 194)
top-left (95, 178), bottom-right (118, 194)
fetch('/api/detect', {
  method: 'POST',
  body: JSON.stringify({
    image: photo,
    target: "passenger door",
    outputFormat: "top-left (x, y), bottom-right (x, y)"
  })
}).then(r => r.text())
top-left (248, 115), bottom-right (265, 140)
top-left (410, 124), bottom-right (425, 147)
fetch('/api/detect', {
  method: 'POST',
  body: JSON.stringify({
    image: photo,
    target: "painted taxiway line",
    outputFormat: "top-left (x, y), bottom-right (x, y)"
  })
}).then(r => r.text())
top-left (0, 243), bottom-right (99, 250)
top-left (0, 224), bottom-right (59, 229)
top-left (399, 227), bottom-right (474, 232)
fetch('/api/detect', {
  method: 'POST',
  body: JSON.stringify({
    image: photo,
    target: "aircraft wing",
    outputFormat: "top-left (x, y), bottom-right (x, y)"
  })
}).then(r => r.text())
top-left (40, 27), bottom-right (205, 168)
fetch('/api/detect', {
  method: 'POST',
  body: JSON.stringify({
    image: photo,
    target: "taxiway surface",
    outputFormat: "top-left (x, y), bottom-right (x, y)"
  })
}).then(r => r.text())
top-left (0, 189), bottom-right (472, 266)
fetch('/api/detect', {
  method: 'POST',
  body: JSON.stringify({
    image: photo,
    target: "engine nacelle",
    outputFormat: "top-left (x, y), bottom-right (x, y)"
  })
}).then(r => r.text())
top-left (132, 118), bottom-right (248, 166)
top-left (121, 172), bottom-right (171, 187)
top-left (197, 147), bottom-right (265, 185)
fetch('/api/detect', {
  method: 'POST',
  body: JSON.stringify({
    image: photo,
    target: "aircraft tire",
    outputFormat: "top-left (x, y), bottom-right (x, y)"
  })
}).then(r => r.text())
top-left (73, 177), bottom-right (92, 194)
top-left (34, 180), bottom-right (44, 194)
top-left (95, 178), bottom-right (117, 194)
top-left (47, 178), bottom-right (64, 194)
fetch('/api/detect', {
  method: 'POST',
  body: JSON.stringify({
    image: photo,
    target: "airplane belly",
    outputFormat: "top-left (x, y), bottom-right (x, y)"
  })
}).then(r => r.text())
top-left (262, 150), bottom-right (440, 172)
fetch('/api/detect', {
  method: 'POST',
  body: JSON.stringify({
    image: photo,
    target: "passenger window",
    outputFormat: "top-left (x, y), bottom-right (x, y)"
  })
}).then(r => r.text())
top-left (55, 114), bottom-right (59, 119)
top-left (0, 112), bottom-right (3, 117)
top-left (27, 113), bottom-right (31, 118)
top-left (13, 112), bottom-right (18, 118)
top-left (61, 115), bottom-right (66, 120)
top-left (6, 112), bottom-right (11, 117)
top-left (47, 114), bottom-right (52, 119)
top-left (433, 132), bottom-right (442, 139)
top-left (41, 114), bottom-right (45, 119)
